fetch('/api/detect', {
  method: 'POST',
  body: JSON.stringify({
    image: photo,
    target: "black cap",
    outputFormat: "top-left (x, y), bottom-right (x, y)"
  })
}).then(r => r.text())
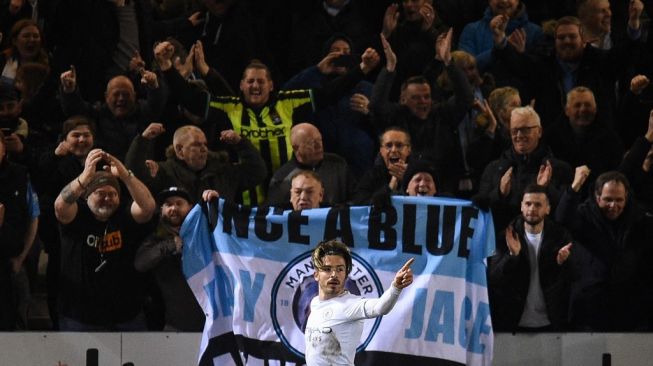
top-left (402, 159), bottom-right (438, 192)
top-left (157, 186), bottom-right (191, 204)
top-left (84, 171), bottom-right (121, 199)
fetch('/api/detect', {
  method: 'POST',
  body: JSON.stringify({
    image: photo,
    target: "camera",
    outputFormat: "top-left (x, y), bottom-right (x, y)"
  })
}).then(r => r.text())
top-left (332, 54), bottom-right (355, 68)
top-left (0, 127), bottom-right (14, 135)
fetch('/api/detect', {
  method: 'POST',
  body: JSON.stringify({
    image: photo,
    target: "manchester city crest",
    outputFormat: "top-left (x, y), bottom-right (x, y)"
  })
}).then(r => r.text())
top-left (270, 250), bottom-right (384, 357)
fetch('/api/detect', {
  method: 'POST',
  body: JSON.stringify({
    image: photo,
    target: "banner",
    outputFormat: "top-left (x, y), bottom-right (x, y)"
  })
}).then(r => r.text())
top-left (181, 196), bottom-right (495, 366)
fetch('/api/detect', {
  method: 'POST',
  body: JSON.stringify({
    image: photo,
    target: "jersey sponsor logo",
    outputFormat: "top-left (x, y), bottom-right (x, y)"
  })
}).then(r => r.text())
top-left (240, 126), bottom-right (286, 139)
top-left (85, 230), bottom-right (123, 253)
top-left (270, 251), bottom-right (383, 358)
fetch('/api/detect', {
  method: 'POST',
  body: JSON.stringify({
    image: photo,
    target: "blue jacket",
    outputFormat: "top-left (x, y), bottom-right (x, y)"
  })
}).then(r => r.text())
top-left (458, 4), bottom-right (543, 71)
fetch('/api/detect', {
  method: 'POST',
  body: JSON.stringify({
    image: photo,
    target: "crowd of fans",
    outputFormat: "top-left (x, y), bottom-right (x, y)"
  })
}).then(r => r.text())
top-left (1, 0), bottom-right (653, 335)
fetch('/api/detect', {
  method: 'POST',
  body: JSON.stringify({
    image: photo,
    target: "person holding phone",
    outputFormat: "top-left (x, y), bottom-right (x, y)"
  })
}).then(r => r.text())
top-left (0, 83), bottom-right (27, 162)
top-left (0, 128), bottom-right (39, 330)
top-left (54, 149), bottom-right (155, 331)
top-left (282, 34), bottom-right (376, 178)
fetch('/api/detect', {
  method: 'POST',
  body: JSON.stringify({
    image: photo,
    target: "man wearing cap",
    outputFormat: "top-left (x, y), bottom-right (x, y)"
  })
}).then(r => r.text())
top-left (134, 186), bottom-right (205, 331)
top-left (403, 159), bottom-right (440, 197)
top-left (54, 148), bottom-right (156, 331)
top-left (0, 82), bottom-right (27, 162)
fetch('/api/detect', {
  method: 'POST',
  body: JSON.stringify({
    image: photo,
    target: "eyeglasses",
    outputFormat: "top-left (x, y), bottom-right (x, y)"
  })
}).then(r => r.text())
top-left (510, 126), bottom-right (539, 136)
top-left (382, 142), bottom-right (410, 150)
top-left (92, 190), bottom-right (118, 200)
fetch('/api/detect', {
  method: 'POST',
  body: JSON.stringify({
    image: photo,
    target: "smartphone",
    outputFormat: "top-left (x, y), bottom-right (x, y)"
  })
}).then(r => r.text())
top-left (332, 54), bottom-right (355, 68)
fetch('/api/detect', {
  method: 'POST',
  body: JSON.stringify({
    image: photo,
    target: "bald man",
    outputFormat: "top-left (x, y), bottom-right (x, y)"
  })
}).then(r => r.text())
top-left (60, 69), bottom-right (165, 160)
top-left (267, 123), bottom-right (355, 209)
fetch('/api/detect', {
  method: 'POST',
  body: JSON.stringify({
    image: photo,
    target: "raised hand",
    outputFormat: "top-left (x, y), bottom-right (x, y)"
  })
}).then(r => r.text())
top-left (154, 41), bottom-right (175, 71)
top-left (202, 189), bottom-right (220, 202)
top-left (393, 258), bottom-right (415, 289)
top-left (490, 14), bottom-right (508, 44)
top-left (499, 166), bottom-right (513, 197)
top-left (317, 51), bottom-right (343, 75)
top-left (193, 40), bottom-right (209, 76)
top-left (505, 225), bottom-right (521, 256)
top-left (350, 93), bottom-right (370, 115)
top-left (60, 65), bottom-right (77, 93)
top-left (571, 165), bottom-right (591, 192)
top-left (140, 70), bottom-right (159, 89)
top-left (129, 51), bottom-right (145, 74)
top-left (630, 74), bottom-right (650, 95)
top-left (360, 47), bottom-right (380, 74)
top-left (79, 148), bottom-right (104, 185)
top-left (380, 33), bottom-right (397, 72)
top-left (537, 160), bottom-right (553, 187)
top-left (141, 123), bottom-right (165, 140)
top-left (556, 243), bottom-right (572, 265)
top-left (188, 11), bottom-right (204, 27)
top-left (382, 3), bottom-right (400, 38)
top-left (220, 129), bottom-right (242, 145)
top-left (474, 99), bottom-right (498, 134)
top-left (507, 28), bottom-right (526, 53)
top-left (55, 140), bottom-right (72, 157)
top-left (144, 159), bottom-right (159, 178)
top-left (4, 133), bottom-right (24, 153)
top-left (435, 28), bottom-right (453, 65)
top-left (419, 2), bottom-right (436, 31)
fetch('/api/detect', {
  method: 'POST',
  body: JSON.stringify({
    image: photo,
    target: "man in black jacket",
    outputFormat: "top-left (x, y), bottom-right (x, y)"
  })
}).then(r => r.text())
top-left (545, 86), bottom-right (624, 200)
top-left (0, 130), bottom-right (39, 330)
top-left (352, 127), bottom-right (412, 205)
top-left (134, 186), bottom-right (205, 331)
top-left (476, 106), bottom-right (573, 235)
top-left (490, 5), bottom-right (644, 128)
top-left (556, 169), bottom-right (653, 331)
top-left (489, 184), bottom-right (574, 332)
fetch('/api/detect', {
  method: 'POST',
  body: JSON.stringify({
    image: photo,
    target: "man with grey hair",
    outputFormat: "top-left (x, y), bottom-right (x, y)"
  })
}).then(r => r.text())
top-left (126, 124), bottom-right (266, 203)
top-left (545, 86), bottom-right (623, 199)
top-left (475, 106), bottom-right (573, 233)
top-left (267, 123), bottom-right (354, 208)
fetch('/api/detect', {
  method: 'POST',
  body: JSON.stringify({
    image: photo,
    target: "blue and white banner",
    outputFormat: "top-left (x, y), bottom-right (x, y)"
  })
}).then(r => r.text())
top-left (181, 196), bottom-right (495, 366)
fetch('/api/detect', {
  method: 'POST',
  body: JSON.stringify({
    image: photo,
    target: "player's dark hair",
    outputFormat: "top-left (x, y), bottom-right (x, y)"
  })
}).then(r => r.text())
top-left (311, 240), bottom-right (353, 275)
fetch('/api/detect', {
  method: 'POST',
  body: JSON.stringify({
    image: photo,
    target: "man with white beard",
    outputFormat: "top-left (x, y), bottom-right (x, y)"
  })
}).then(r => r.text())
top-left (54, 148), bottom-right (155, 331)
